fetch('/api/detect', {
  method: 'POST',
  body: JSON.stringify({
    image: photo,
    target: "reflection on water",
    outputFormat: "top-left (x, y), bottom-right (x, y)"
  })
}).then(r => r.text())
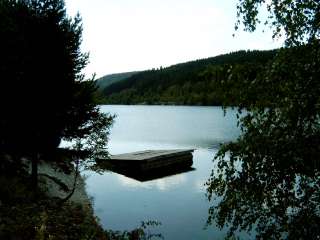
top-left (116, 172), bottom-right (189, 192)
top-left (109, 166), bottom-right (196, 182)
top-left (84, 105), bottom-right (245, 240)
top-left (105, 105), bottom-right (240, 151)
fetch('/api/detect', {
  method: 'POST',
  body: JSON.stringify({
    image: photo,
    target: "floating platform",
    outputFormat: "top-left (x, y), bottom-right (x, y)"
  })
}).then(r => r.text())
top-left (103, 149), bottom-right (194, 181)
top-left (109, 149), bottom-right (194, 171)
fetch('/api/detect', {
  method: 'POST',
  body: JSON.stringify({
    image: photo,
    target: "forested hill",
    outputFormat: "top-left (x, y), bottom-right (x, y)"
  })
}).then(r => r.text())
top-left (96, 71), bottom-right (139, 89)
top-left (99, 50), bottom-right (277, 105)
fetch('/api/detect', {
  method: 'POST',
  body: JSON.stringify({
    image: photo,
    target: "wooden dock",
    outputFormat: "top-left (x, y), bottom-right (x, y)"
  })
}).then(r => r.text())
top-left (104, 149), bottom-right (194, 181)
top-left (56, 148), bottom-right (194, 181)
top-left (109, 149), bottom-right (193, 171)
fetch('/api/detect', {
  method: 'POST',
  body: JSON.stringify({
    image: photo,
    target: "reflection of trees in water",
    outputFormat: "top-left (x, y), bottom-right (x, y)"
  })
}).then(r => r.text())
top-left (206, 143), bottom-right (320, 239)
top-left (205, 0), bottom-right (320, 238)
top-left (105, 221), bottom-right (163, 240)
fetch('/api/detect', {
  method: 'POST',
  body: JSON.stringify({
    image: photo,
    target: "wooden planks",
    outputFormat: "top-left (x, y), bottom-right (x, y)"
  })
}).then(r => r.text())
top-left (110, 149), bottom-right (194, 161)
top-left (103, 149), bottom-right (194, 181)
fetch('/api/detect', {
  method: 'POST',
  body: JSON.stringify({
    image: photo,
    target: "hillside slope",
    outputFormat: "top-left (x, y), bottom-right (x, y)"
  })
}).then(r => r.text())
top-left (96, 71), bottom-right (139, 89)
top-left (100, 50), bottom-right (277, 105)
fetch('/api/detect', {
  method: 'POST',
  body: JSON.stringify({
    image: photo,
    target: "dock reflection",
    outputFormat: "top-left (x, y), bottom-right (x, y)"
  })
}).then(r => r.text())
top-left (109, 165), bottom-right (196, 182)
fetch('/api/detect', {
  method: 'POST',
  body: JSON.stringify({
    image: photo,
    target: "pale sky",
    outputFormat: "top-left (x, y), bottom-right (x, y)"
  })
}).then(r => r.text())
top-left (65, 0), bottom-right (283, 78)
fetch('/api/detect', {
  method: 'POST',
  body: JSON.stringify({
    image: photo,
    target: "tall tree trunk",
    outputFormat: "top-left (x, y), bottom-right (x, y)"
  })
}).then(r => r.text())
top-left (60, 159), bottom-right (80, 204)
top-left (31, 153), bottom-right (39, 195)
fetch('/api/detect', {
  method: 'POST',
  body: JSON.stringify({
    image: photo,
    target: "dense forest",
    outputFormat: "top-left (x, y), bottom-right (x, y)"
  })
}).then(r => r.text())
top-left (96, 71), bottom-right (140, 90)
top-left (98, 50), bottom-right (277, 105)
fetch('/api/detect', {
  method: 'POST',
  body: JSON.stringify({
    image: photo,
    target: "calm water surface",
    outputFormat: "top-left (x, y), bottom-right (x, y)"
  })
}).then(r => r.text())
top-left (85, 105), bottom-right (245, 239)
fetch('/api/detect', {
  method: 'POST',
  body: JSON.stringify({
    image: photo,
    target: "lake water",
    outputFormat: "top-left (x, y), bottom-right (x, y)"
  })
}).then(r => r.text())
top-left (84, 105), bottom-right (244, 239)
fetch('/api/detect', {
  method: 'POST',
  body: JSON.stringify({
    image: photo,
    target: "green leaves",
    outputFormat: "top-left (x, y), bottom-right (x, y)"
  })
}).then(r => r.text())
top-left (206, 9), bottom-right (320, 237)
top-left (235, 0), bottom-right (320, 46)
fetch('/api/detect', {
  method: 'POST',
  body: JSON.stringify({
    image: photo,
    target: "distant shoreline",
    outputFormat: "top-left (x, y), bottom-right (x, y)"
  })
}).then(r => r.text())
top-left (99, 103), bottom-right (226, 107)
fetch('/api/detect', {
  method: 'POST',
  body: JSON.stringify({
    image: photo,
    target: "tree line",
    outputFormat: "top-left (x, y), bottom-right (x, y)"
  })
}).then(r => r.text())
top-left (99, 50), bottom-right (276, 105)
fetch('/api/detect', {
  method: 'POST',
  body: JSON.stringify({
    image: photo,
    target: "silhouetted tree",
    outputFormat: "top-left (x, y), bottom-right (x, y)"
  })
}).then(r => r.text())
top-left (0, 0), bottom-right (113, 191)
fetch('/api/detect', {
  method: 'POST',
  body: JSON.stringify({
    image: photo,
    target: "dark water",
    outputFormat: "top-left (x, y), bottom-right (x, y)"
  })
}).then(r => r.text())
top-left (84, 105), bottom-right (246, 239)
